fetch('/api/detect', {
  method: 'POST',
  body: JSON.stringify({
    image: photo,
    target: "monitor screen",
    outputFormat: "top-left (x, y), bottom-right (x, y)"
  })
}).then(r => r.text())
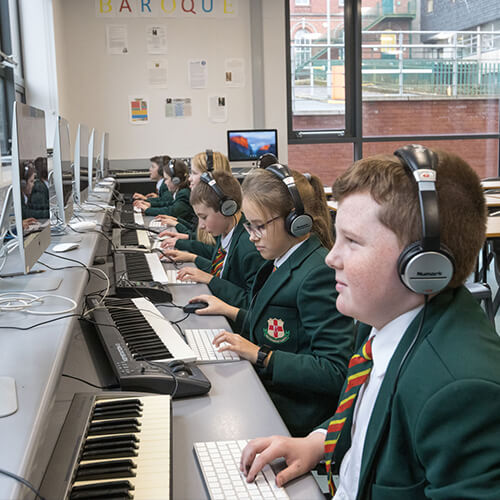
top-left (88, 128), bottom-right (99, 191)
top-left (51, 116), bottom-right (73, 225)
top-left (74, 124), bottom-right (89, 204)
top-left (227, 129), bottom-right (278, 162)
top-left (10, 102), bottom-right (51, 273)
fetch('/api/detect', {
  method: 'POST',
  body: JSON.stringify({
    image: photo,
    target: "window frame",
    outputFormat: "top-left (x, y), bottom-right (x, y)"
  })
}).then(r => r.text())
top-left (285, 0), bottom-right (500, 170)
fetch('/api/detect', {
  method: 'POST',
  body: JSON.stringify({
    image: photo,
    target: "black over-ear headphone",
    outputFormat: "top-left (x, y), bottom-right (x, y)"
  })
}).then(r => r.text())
top-left (167, 159), bottom-right (181, 185)
top-left (257, 153), bottom-right (278, 169)
top-left (200, 172), bottom-right (238, 217)
top-left (206, 149), bottom-right (214, 172)
top-left (21, 161), bottom-right (32, 189)
top-left (394, 144), bottom-right (455, 294)
top-left (265, 163), bottom-right (313, 237)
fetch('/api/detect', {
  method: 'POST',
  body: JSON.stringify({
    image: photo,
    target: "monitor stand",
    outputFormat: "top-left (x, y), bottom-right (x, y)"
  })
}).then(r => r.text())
top-left (0, 377), bottom-right (18, 417)
top-left (0, 275), bottom-right (62, 292)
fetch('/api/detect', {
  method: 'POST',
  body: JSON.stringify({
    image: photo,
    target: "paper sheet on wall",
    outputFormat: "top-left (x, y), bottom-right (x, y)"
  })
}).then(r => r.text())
top-left (147, 25), bottom-right (167, 54)
top-left (189, 59), bottom-right (208, 89)
top-left (148, 60), bottom-right (168, 87)
top-left (225, 58), bottom-right (245, 87)
top-left (129, 97), bottom-right (149, 124)
top-left (106, 24), bottom-right (129, 54)
top-left (165, 98), bottom-right (192, 118)
top-left (208, 96), bottom-right (227, 123)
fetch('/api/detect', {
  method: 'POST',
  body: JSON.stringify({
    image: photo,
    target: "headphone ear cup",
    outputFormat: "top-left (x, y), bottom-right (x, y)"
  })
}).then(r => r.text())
top-left (172, 176), bottom-right (180, 185)
top-left (286, 211), bottom-right (313, 237)
top-left (220, 198), bottom-right (238, 217)
top-left (398, 241), bottom-right (455, 294)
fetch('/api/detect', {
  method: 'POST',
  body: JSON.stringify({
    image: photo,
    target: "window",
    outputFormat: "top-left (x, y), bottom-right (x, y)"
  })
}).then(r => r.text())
top-left (286, 0), bottom-right (500, 179)
top-left (0, 0), bottom-right (23, 157)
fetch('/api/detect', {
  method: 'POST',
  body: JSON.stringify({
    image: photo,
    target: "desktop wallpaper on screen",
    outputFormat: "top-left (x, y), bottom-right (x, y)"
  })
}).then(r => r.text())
top-left (228, 130), bottom-right (277, 162)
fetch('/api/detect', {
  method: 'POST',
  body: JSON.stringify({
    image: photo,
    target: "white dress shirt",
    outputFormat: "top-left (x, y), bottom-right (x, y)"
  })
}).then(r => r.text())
top-left (219, 226), bottom-right (235, 276)
top-left (332, 305), bottom-right (423, 499)
top-left (273, 238), bottom-right (308, 269)
top-left (156, 178), bottom-right (163, 192)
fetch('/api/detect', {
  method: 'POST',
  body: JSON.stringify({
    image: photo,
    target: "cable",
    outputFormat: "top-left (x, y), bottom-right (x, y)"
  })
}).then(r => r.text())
top-left (61, 373), bottom-right (119, 390)
top-left (0, 468), bottom-right (46, 500)
top-left (0, 313), bottom-right (81, 330)
top-left (0, 292), bottom-right (78, 315)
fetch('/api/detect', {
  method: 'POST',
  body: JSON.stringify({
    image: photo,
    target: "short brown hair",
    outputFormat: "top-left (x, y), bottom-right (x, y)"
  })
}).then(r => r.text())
top-left (242, 167), bottom-right (333, 249)
top-left (165, 158), bottom-right (189, 190)
top-left (332, 149), bottom-right (486, 288)
top-left (190, 171), bottom-right (242, 214)
top-left (150, 155), bottom-right (171, 175)
top-left (191, 151), bottom-right (231, 174)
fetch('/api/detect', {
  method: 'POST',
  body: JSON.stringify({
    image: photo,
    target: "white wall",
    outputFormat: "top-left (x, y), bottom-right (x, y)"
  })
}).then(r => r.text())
top-left (20, 0), bottom-right (288, 163)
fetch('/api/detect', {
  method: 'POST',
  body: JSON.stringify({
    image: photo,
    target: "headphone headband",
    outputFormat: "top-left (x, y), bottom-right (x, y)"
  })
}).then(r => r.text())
top-left (264, 163), bottom-right (312, 237)
top-left (200, 172), bottom-right (238, 216)
top-left (206, 149), bottom-right (214, 172)
top-left (394, 145), bottom-right (455, 294)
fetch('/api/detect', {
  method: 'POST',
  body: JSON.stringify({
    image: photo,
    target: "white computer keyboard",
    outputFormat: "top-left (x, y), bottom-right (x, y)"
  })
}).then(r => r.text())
top-left (194, 440), bottom-right (289, 500)
top-left (149, 219), bottom-right (168, 229)
top-left (92, 186), bottom-right (111, 193)
top-left (185, 328), bottom-right (240, 363)
top-left (165, 269), bottom-right (194, 284)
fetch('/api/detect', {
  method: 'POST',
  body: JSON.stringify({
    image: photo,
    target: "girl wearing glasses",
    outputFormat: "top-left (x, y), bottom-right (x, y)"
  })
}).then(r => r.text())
top-left (190, 167), bottom-right (354, 437)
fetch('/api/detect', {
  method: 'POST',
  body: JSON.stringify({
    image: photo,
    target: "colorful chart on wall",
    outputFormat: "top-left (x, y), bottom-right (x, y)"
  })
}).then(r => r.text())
top-left (129, 97), bottom-right (149, 124)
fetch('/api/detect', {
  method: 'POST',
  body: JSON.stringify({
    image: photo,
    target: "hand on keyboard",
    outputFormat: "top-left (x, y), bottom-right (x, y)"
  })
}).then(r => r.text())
top-left (159, 248), bottom-right (196, 263)
top-left (176, 266), bottom-right (212, 284)
top-left (240, 433), bottom-right (326, 487)
top-left (212, 330), bottom-right (259, 364)
top-left (154, 214), bottom-right (178, 226)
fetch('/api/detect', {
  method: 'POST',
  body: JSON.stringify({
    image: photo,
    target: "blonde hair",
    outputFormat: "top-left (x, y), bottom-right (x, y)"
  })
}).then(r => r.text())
top-left (242, 168), bottom-right (333, 249)
top-left (191, 151), bottom-right (231, 174)
top-left (332, 149), bottom-right (486, 288)
top-left (191, 152), bottom-right (231, 245)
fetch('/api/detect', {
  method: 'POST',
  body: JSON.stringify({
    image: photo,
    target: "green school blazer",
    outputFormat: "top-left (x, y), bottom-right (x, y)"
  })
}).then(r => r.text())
top-left (235, 235), bottom-right (354, 437)
top-left (147, 180), bottom-right (173, 207)
top-left (323, 286), bottom-right (500, 500)
top-left (145, 188), bottom-right (195, 224)
top-left (191, 216), bottom-right (265, 309)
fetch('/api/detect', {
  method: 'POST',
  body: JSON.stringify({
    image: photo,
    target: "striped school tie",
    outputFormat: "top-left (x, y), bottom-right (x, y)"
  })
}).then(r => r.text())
top-left (211, 247), bottom-right (226, 277)
top-left (324, 337), bottom-right (374, 496)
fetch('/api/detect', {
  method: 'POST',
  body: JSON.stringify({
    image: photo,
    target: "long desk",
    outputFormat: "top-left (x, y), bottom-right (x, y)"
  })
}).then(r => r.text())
top-left (0, 191), bottom-right (323, 499)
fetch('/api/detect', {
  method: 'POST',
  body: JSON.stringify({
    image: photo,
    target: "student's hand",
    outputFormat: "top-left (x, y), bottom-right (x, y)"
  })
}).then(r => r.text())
top-left (155, 214), bottom-right (178, 226)
top-left (240, 433), bottom-right (325, 487)
top-left (160, 249), bottom-right (196, 263)
top-left (132, 192), bottom-right (146, 200)
top-left (145, 192), bottom-right (158, 198)
top-left (22, 218), bottom-right (37, 229)
top-left (188, 294), bottom-right (239, 320)
top-left (176, 266), bottom-right (213, 284)
top-left (213, 331), bottom-right (259, 363)
top-left (160, 237), bottom-right (178, 250)
top-left (135, 201), bottom-right (151, 211)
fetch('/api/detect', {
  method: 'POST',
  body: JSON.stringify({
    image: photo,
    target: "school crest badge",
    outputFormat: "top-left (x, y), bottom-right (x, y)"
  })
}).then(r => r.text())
top-left (264, 318), bottom-right (290, 344)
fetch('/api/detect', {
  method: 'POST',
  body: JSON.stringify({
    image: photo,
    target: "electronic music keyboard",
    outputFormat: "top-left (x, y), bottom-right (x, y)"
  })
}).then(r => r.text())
top-left (40, 393), bottom-right (172, 500)
top-left (88, 297), bottom-right (211, 397)
top-left (113, 251), bottom-right (173, 302)
top-left (112, 227), bottom-right (151, 252)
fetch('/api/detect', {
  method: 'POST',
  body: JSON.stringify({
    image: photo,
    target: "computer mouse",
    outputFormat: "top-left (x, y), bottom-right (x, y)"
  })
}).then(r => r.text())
top-left (69, 221), bottom-right (97, 231)
top-left (52, 242), bottom-right (80, 252)
top-left (182, 301), bottom-right (209, 314)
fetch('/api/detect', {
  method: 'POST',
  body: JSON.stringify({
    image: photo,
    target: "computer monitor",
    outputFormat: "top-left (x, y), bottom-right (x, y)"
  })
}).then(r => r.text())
top-left (100, 132), bottom-right (110, 178)
top-left (88, 128), bottom-right (99, 191)
top-left (10, 102), bottom-right (51, 274)
top-left (51, 116), bottom-right (73, 226)
top-left (74, 124), bottom-right (89, 205)
top-left (227, 129), bottom-right (278, 163)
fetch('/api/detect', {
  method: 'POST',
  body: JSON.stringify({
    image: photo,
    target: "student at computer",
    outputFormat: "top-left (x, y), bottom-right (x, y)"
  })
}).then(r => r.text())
top-left (29, 157), bottom-right (49, 218)
top-left (190, 166), bottom-right (354, 437)
top-left (238, 147), bottom-right (500, 499)
top-left (20, 161), bottom-right (48, 220)
top-left (134, 159), bottom-right (196, 224)
top-left (161, 171), bottom-right (265, 308)
top-left (156, 150), bottom-right (231, 245)
top-left (132, 155), bottom-right (172, 205)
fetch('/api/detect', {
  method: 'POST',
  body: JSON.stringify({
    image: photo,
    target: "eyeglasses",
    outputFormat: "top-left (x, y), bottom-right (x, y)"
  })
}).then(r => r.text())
top-left (243, 215), bottom-right (281, 238)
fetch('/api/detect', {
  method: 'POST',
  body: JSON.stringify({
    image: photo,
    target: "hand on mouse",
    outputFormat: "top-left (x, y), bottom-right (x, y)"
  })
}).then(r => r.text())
top-left (176, 267), bottom-right (212, 284)
top-left (213, 330), bottom-right (261, 364)
top-left (188, 294), bottom-right (239, 320)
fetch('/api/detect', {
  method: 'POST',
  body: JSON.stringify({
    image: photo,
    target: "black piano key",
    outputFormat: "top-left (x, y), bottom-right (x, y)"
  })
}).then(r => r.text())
top-left (94, 399), bottom-right (142, 409)
top-left (83, 435), bottom-right (139, 450)
top-left (92, 407), bottom-right (142, 419)
top-left (88, 419), bottom-right (141, 435)
top-left (70, 481), bottom-right (134, 500)
top-left (75, 459), bottom-right (137, 481)
top-left (81, 445), bottom-right (138, 460)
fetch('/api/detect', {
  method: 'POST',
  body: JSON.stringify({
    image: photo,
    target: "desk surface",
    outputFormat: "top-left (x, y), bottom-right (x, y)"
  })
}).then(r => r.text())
top-left (482, 180), bottom-right (500, 191)
top-left (487, 216), bottom-right (500, 238)
top-left (0, 195), bottom-right (323, 499)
